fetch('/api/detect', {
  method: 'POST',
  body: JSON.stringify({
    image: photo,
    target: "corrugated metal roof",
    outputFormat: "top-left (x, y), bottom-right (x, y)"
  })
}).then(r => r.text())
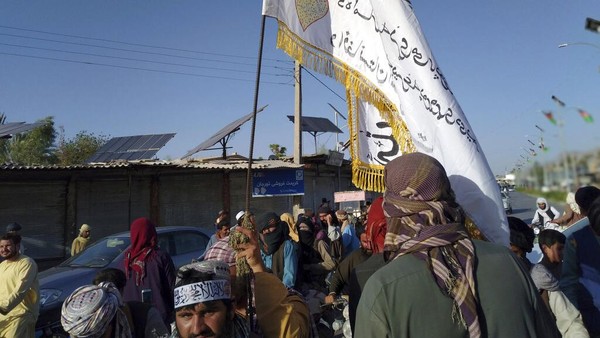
top-left (0, 159), bottom-right (302, 171)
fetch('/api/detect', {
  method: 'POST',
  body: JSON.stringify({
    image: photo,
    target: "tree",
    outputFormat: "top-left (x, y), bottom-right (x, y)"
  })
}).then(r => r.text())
top-left (0, 116), bottom-right (57, 165)
top-left (269, 144), bottom-right (287, 159)
top-left (55, 127), bottom-right (109, 165)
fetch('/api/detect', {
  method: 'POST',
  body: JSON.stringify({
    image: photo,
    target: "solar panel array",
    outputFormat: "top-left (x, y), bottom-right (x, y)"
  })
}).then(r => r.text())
top-left (0, 122), bottom-right (43, 138)
top-left (182, 105), bottom-right (267, 158)
top-left (286, 115), bottom-right (343, 133)
top-left (86, 133), bottom-right (175, 163)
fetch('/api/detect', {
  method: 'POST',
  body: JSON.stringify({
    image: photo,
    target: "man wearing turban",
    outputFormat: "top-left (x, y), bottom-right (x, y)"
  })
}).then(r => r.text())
top-left (355, 153), bottom-right (559, 338)
top-left (61, 282), bottom-right (131, 338)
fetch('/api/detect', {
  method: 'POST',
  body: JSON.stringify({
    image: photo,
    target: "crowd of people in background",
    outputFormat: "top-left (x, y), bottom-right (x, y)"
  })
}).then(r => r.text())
top-left (3, 153), bottom-right (600, 337)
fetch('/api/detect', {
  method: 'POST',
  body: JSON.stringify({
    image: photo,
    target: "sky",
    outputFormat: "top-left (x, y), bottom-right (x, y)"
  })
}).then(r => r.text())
top-left (1, 1), bottom-right (599, 176)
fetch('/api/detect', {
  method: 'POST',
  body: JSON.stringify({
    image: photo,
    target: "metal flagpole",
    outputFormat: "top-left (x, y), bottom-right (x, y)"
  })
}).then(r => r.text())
top-left (245, 16), bottom-right (266, 212)
top-left (238, 14), bottom-right (267, 333)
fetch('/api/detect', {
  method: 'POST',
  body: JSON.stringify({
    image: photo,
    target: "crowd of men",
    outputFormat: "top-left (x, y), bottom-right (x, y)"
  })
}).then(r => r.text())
top-left (2, 152), bottom-right (600, 337)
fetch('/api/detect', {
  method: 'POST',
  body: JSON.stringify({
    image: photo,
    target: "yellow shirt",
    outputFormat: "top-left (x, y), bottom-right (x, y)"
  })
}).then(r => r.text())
top-left (0, 254), bottom-right (39, 320)
top-left (71, 236), bottom-right (90, 256)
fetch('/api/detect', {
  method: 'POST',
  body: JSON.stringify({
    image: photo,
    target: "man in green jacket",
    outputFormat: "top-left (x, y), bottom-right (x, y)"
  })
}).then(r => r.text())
top-left (355, 153), bottom-right (559, 338)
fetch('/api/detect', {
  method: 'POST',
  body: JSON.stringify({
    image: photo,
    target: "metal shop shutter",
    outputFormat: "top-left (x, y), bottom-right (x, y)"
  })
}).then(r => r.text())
top-left (0, 181), bottom-right (67, 260)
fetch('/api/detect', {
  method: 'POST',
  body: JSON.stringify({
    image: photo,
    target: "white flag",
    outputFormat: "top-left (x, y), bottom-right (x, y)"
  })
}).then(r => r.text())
top-left (263, 0), bottom-right (508, 245)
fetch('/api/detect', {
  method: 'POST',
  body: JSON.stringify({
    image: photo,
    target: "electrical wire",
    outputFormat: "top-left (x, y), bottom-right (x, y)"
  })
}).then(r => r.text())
top-left (303, 68), bottom-right (345, 102)
top-left (0, 25), bottom-right (291, 63)
top-left (0, 51), bottom-right (292, 85)
top-left (0, 42), bottom-right (291, 77)
top-left (0, 32), bottom-right (285, 69)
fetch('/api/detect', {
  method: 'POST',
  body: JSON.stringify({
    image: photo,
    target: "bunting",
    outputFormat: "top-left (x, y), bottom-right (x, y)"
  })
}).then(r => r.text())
top-left (578, 109), bottom-right (594, 123)
top-left (543, 111), bottom-right (557, 125)
top-left (262, 0), bottom-right (508, 245)
top-left (551, 95), bottom-right (566, 107)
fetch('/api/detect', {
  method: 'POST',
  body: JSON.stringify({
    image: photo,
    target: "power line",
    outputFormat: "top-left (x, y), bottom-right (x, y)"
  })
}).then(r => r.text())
top-left (0, 51), bottom-right (292, 85)
top-left (303, 68), bottom-right (345, 102)
top-left (0, 42), bottom-right (291, 77)
top-left (0, 27), bottom-right (345, 96)
top-left (0, 25), bottom-right (292, 63)
top-left (0, 32), bottom-right (286, 69)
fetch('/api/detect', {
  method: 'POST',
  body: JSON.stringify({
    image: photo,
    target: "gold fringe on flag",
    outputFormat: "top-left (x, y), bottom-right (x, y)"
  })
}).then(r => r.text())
top-left (276, 21), bottom-right (415, 192)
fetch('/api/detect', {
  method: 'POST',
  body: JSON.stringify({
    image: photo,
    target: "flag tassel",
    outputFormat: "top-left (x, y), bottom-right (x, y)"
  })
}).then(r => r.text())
top-left (277, 21), bottom-right (415, 192)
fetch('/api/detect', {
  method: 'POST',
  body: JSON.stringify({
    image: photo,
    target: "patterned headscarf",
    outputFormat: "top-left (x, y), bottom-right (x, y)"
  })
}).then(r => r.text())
top-left (383, 153), bottom-right (481, 338)
top-left (61, 282), bottom-right (132, 338)
top-left (124, 217), bottom-right (158, 286)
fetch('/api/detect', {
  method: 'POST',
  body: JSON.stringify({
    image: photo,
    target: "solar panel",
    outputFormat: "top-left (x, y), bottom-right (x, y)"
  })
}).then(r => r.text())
top-left (86, 133), bottom-right (175, 163)
top-left (0, 122), bottom-right (43, 139)
top-left (182, 105), bottom-right (267, 158)
top-left (286, 115), bottom-right (343, 133)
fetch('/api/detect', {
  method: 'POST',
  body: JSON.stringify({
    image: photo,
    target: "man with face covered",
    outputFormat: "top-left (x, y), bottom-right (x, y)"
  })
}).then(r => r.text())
top-left (257, 212), bottom-right (299, 289)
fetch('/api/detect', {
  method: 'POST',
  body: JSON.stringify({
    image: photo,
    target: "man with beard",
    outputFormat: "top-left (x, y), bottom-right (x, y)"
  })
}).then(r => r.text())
top-left (257, 212), bottom-right (299, 289)
top-left (169, 260), bottom-right (245, 338)
top-left (175, 241), bottom-right (312, 337)
top-left (0, 233), bottom-right (39, 337)
top-left (6, 222), bottom-right (26, 255)
top-left (531, 197), bottom-right (560, 229)
top-left (206, 219), bottom-right (232, 251)
top-left (122, 217), bottom-right (176, 326)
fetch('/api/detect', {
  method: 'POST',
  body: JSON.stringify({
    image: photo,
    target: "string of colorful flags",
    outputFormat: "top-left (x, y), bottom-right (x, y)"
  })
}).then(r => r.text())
top-left (513, 95), bottom-right (593, 172)
top-left (543, 95), bottom-right (594, 125)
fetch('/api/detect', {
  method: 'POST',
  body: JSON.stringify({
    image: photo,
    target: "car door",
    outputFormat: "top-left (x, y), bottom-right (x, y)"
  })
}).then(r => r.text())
top-left (170, 230), bottom-right (210, 268)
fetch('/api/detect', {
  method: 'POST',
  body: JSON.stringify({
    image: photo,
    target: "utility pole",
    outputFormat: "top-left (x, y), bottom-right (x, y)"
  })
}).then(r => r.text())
top-left (552, 95), bottom-right (572, 192)
top-left (294, 61), bottom-right (303, 164)
top-left (293, 61), bottom-right (303, 218)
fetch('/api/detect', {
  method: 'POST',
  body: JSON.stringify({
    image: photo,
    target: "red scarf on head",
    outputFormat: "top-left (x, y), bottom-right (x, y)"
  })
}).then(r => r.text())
top-left (124, 217), bottom-right (158, 286)
top-left (364, 197), bottom-right (387, 254)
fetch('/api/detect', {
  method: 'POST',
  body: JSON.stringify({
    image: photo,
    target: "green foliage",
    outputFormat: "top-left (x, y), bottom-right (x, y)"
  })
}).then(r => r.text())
top-left (0, 116), bottom-right (57, 165)
top-left (55, 127), bottom-right (109, 165)
top-left (0, 114), bottom-right (108, 166)
top-left (269, 144), bottom-right (287, 158)
top-left (517, 187), bottom-right (567, 204)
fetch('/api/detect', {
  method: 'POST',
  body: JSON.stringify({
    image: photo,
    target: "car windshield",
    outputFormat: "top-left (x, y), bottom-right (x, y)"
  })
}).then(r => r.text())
top-left (60, 236), bottom-right (130, 268)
